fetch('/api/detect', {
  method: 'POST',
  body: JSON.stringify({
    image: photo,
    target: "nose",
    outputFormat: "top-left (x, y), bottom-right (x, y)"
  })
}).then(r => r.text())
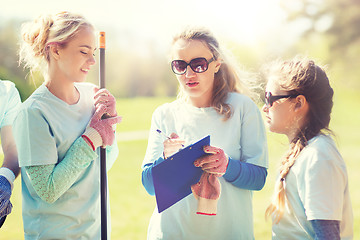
top-left (185, 66), bottom-right (196, 78)
top-left (88, 55), bottom-right (96, 66)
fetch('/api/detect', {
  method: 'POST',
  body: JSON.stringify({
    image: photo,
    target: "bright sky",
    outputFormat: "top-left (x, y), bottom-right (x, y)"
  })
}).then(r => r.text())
top-left (1, 0), bottom-right (295, 56)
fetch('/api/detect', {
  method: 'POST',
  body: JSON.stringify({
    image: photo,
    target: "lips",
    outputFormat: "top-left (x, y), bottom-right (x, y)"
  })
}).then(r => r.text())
top-left (265, 116), bottom-right (271, 124)
top-left (186, 81), bottom-right (199, 87)
top-left (81, 68), bottom-right (90, 73)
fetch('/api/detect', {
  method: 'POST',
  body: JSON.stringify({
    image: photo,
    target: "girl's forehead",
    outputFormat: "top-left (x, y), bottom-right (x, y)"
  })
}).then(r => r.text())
top-left (172, 39), bottom-right (212, 59)
top-left (68, 26), bottom-right (96, 48)
top-left (266, 75), bottom-right (287, 94)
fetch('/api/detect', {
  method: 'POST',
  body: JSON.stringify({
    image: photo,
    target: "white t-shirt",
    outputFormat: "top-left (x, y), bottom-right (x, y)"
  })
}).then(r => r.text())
top-left (13, 83), bottom-right (118, 239)
top-left (142, 92), bottom-right (268, 239)
top-left (0, 80), bottom-right (21, 127)
top-left (272, 134), bottom-right (353, 239)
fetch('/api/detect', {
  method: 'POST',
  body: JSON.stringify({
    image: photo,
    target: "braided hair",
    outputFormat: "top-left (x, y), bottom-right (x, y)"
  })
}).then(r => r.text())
top-left (265, 57), bottom-right (334, 223)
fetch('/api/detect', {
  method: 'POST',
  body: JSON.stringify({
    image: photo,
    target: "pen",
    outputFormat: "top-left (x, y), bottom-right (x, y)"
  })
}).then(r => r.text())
top-left (156, 129), bottom-right (184, 147)
top-left (156, 129), bottom-right (171, 140)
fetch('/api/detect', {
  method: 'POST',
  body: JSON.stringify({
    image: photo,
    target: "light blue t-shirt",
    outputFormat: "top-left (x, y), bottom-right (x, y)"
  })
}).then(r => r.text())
top-left (142, 92), bottom-right (268, 240)
top-left (0, 80), bottom-right (21, 127)
top-left (13, 83), bottom-right (118, 239)
top-left (272, 134), bottom-right (353, 240)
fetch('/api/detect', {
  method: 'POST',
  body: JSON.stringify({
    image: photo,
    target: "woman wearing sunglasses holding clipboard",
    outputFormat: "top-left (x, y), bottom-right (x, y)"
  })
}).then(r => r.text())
top-left (142, 27), bottom-right (268, 239)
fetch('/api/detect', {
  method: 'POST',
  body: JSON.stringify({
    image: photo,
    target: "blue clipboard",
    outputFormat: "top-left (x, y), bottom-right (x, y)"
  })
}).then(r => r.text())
top-left (152, 135), bottom-right (210, 213)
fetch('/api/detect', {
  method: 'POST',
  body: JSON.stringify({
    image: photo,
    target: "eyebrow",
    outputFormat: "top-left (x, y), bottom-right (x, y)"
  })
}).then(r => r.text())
top-left (79, 45), bottom-right (97, 51)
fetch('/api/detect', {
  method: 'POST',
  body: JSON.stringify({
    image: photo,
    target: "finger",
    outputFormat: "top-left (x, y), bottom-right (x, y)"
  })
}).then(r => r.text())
top-left (92, 104), bottom-right (108, 122)
top-left (169, 132), bottom-right (179, 139)
top-left (102, 116), bottom-right (122, 125)
top-left (94, 95), bottom-right (114, 105)
top-left (201, 161), bottom-right (221, 171)
top-left (94, 86), bottom-right (100, 93)
top-left (203, 145), bottom-right (221, 154)
top-left (94, 88), bottom-right (111, 99)
top-left (163, 139), bottom-right (185, 149)
top-left (194, 154), bottom-right (217, 167)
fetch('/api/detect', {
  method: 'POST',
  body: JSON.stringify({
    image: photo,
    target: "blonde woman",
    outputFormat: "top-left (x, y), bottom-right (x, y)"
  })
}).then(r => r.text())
top-left (263, 57), bottom-right (353, 239)
top-left (14, 12), bottom-right (121, 239)
top-left (142, 27), bottom-right (268, 239)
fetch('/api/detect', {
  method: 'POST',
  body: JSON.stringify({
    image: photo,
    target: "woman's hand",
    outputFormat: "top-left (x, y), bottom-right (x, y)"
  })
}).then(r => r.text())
top-left (194, 146), bottom-right (229, 175)
top-left (94, 88), bottom-right (117, 118)
top-left (163, 133), bottom-right (185, 159)
top-left (82, 104), bottom-right (122, 150)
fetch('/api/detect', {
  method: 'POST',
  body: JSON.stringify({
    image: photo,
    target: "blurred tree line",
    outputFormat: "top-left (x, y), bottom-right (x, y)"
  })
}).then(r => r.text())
top-left (1, 0), bottom-right (359, 101)
top-left (280, 0), bottom-right (360, 89)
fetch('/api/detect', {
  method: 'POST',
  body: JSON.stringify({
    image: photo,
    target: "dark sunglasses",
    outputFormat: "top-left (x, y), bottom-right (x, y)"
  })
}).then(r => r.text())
top-left (265, 92), bottom-right (299, 108)
top-left (171, 57), bottom-right (215, 75)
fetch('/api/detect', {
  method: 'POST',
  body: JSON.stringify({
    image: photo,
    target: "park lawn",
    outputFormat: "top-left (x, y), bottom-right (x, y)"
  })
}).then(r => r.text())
top-left (1, 88), bottom-right (359, 239)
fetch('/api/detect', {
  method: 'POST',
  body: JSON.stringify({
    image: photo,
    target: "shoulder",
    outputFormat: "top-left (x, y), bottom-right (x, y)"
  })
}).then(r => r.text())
top-left (227, 92), bottom-right (258, 109)
top-left (300, 134), bottom-right (342, 166)
top-left (306, 135), bottom-right (337, 155)
top-left (227, 92), bottom-right (262, 119)
top-left (153, 100), bottom-right (181, 114)
top-left (0, 80), bottom-right (19, 96)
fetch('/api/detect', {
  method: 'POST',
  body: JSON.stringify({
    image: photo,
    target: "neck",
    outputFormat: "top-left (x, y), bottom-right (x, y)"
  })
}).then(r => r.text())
top-left (45, 77), bottom-right (79, 105)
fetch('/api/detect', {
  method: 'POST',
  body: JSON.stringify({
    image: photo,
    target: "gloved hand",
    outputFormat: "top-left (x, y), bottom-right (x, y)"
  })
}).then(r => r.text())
top-left (94, 88), bottom-right (117, 118)
top-left (82, 104), bottom-right (122, 150)
top-left (0, 175), bottom-right (12, 218)
top-left (194, 146), bottom-right (229, 175)
top-left (191, 172), bottom-right (220, 215)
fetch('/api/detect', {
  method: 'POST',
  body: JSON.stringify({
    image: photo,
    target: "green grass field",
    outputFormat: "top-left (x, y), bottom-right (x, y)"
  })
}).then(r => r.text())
top-left (1, 89), bottom-right (359, 239)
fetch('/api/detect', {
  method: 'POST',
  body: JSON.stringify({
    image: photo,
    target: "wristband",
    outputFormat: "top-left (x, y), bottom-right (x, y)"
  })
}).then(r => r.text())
top-left (82, 135), bottom-right (95, 151)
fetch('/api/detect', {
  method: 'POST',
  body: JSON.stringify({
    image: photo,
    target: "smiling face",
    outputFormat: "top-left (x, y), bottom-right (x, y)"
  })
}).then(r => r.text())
top-left (51, 26), bottom-right (96, 83)
top-left (171, 39), bottom-right (221, 107)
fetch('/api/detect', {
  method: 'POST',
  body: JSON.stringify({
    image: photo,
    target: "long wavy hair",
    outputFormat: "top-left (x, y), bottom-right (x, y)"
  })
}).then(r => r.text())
top-left (265, 56), bottom-right (334, 223)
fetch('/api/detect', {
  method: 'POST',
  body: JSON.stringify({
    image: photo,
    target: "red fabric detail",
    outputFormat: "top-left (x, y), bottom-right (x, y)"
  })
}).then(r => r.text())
top-left (82, 135), bottom-right (95, 151)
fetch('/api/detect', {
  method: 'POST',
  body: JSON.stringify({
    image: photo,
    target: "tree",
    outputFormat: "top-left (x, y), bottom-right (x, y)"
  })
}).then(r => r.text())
top-left (281, 0), bottom-right (360, 49)
top-left (281, 0), bottom-right (360, 88)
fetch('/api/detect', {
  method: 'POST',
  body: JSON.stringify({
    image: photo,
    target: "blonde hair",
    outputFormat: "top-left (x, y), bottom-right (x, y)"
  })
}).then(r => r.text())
top-left (265, 56), bottom-right (334, 223)
top-left (172, 26), bottom-right (260, 120)
top-left (19, 11), bottom-right (94, 76)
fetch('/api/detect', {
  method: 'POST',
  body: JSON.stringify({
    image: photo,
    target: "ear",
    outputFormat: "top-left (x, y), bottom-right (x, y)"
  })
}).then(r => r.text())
top-left (214, 58), bottom-right (222, 74)
top-left (294, 95), bottom-right (308, 112)
top-left (49, 44), bottom-right (60, 60)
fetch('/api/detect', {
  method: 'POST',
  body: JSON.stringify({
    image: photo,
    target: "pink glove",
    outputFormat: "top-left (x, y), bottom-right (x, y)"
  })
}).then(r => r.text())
top-left (94, 88), bottom-right (117, 118)
top-left (194, 146), bottom-right (229, 175)
top-left (191, 172), bottom-right (220, 215)
top-left (191, 146), bottom-right (229, 215)
top-left (82, 104), bottom-right (122, 150)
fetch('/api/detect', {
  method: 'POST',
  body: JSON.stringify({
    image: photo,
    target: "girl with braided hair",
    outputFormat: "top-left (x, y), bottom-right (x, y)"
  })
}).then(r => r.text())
top-left (263, 56), bottom-right (353, 239)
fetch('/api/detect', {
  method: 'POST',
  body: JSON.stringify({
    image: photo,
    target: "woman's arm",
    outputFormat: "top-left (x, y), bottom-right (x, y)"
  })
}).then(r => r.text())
top-left (141, 157), bottom-right (165, 195)
top-left (25, 137), bottom-right (97, 203)
top-left (223, 158), bottom-right (267, 190)
top-left (310, 220), bottom-right (340, 240)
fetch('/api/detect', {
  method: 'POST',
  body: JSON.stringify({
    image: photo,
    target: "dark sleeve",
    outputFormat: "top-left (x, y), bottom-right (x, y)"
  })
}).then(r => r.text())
top-left (141, 157), bottom-right (165, 195)
top-left (223, 158), bottom-right (268, 190)
top-left (310, 220), bottom-right (340, 240)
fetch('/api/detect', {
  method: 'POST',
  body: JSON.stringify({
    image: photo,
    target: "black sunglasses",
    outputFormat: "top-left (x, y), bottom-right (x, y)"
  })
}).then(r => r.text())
top-left (265, 92), bottom-right (299, 108)
top-left (171, 57), bottom-right (215, 75)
